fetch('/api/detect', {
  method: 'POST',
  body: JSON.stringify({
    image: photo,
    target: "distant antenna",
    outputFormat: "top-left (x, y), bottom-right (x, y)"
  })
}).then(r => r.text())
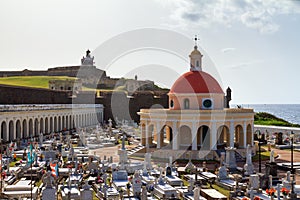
top-left (194, 35), bottom-right (199, 46)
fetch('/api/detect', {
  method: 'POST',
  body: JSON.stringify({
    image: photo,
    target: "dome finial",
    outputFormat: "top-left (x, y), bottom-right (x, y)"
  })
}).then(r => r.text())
top-left (194, 35), bottom-right (199, 49)
top-left (190, 35), bottom-right (202, 72)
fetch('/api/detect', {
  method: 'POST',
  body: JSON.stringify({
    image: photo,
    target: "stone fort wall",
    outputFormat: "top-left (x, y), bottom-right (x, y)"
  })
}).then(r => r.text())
top-left (0, 85), bottom-right (169, 123)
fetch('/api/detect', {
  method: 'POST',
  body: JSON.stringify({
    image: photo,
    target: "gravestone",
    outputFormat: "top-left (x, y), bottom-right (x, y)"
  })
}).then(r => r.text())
top-left (80, 181), bottom-right (92, 200)
top-left (265, 162), bottom-right (277, 177)
top-left (249, 174), bottom-right (260, 190)
top-left (42, 171), bottom-right (56, 200)
top-left (225, 147), bottom-right (237, 170)
top-left (42, 188), bottom-right (56, 200)
top-left (132, 171), bottom-right (142, 197)
top-left (269, 175), bottom-right (272, 188)
top-left (144, 153), bottom-right (152, 170)
top-left (283, 171), bottom-right (291, 190)
top-left (276, 183), bottom-right (280, 200)
top-left (166, 166), bottom-right (172, 177)
top-left (218, 165), bottom-right (228, 180)
top-left (244, 144), bottom-right (254, 175)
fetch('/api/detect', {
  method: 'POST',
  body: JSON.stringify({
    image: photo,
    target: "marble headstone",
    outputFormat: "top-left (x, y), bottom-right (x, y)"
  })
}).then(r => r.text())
top-left (249, 174), bottom-right (260, 190)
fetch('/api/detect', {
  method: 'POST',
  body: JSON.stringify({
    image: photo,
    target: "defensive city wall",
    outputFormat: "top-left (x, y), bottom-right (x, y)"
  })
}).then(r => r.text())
top-left (0, 84), bottom-right (169, 123)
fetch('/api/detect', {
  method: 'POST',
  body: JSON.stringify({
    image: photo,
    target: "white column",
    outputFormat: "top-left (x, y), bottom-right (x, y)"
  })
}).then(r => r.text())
top-left (210, 121), bottom-right (217, 150)
top-left (172, 121), bottom-right (178, 150)
top-left (156, 122), bottom-right (161, 149)
top-left (192, 122), bottom-right (197, 150)
top-left (145, 121), bottom-right (149, 148)
top-left (230, 120), bottom-right (235, 147)
top-left (243, 121), bottom-right (247, 148)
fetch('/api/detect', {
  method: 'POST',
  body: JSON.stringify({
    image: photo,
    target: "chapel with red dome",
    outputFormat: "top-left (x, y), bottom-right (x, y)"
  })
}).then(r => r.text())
top-left (138, 40), bottom-right (255, 160)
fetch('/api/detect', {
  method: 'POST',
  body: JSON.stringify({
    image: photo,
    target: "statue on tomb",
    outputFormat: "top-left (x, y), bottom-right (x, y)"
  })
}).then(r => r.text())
top-left (193, 186), bottom-right (200, 200)
top-left (42, 171), bottom-right (55, 188)
top-left (270, 150), bottom-right (275, 163)
top-left (39, 132), bottom-right (43, 146)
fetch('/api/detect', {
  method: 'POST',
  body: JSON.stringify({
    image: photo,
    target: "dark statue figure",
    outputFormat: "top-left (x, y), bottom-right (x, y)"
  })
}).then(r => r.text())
top-left (225, 87), bottom-right (232, 108)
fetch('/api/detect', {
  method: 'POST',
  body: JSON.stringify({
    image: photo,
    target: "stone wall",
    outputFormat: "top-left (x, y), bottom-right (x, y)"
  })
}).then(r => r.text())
top-left (0, 85), bottom-right (169, 123)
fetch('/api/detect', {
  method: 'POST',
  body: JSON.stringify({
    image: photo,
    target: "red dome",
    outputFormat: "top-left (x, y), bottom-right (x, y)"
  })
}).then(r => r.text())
top-left (170, 71), bottom-right (223, 94)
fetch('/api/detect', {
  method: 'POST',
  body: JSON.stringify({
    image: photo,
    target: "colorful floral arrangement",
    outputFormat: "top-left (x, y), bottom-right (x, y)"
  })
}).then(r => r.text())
top-left (266, 188), bottom-right (276, 196)
top-left (281, 187), bottom-right (290, 196)
top-left (254, 196), bottom-right (261, 200)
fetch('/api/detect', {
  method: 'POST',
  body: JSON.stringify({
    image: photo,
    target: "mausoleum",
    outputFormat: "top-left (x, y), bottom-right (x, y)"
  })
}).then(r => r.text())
top-left (138, 41), bottom-right (255, 159)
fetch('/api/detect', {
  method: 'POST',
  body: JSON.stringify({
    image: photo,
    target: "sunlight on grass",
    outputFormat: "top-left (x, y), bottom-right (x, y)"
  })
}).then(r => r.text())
top-left (0, 76), bottom-right (76, 89)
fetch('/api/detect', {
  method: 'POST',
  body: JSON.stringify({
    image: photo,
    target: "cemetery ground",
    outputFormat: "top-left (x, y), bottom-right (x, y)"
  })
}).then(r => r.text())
top-left (91, 142), bottom-right (300, 198)
top-left (4, 129), bottom-right (300, 200)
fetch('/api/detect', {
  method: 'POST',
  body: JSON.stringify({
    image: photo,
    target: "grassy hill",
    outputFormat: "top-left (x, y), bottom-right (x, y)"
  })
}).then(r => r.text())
top-left (254, 112), bottom-right (300, 127)
top-left (0, 76), bottom-right (76, 89)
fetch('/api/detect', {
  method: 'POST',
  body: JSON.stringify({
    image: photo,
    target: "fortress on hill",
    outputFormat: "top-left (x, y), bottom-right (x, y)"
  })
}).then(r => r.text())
top-left (0, 50), bottom-right (168, 123)
top-left (0, 50), bottom-right (156, 92)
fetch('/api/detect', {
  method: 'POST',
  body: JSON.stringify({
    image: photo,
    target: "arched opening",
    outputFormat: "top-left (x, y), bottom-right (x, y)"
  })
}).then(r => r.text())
top-left (1, 121), bottom-right (7, 142)
top-left (235, 125), bottom-right (244, 148)
top-left (62, 116), bottom-right (65, 130)
top-left (159, 125), bottom-right (173, 148)
top-left (9, 120), bottom-right (14, 141)
top-left (40, 118), bottom-right (44, 133)
top-left (66, 115), bottom-right (69, 130)
top-left (197, 125), bottom-right (211, 150)
top-left (22, 119), bottom-right (27, 138)
top-left (58, 116), bottom-right (61, 131)
top-left (54, 117), bottom-right (58, 132)
top-left (16, 120), bottom-right (21, 140)
top-left (179, 125), bottom-right (192, 150)
top-left (247, 124), bottom-right (252, 145)
top-left (29, 119), bottom-right (33, 137)
top-left (170, 100), bottom-right (174, 108)
top-left (34, 118), bottom-right (39, 136)
top-left (50, 117), bottom-right (53, 133)
top-left (184, 98), bottom-right (190, 109)
top-left (69, 115), bottom-right (72, 129)
top-left (45, 117), bottom-right (49, 133)
top-left (217, 125), bottom-right (230, 148)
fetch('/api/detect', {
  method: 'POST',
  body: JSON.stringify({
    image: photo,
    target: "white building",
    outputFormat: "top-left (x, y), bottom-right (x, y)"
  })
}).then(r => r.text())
top-left (138, 43), bottom-right (255, 159)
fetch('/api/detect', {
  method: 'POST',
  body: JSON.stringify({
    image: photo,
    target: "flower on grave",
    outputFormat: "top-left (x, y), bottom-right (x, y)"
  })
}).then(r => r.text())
top-left (266, 188), bottom-right (276, 197)
top-left (253, 196), bottom-right (261, 200)
top-left (281, 187), bottom-right (290, 196)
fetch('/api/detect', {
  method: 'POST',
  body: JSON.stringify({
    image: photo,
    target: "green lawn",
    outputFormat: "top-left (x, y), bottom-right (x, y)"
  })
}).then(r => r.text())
top-left (0, 76), bottom-right (76, 89)
top-left (252, 150), bottom-right (271, 162)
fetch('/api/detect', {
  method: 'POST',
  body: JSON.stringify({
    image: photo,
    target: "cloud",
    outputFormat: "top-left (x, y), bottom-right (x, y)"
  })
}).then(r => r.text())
top-left (222, 48), bottom-right (236, 53)
top-left (226, 59), bottom-right (264, 69)
top-left (157, 0), bottom-right (300, 34)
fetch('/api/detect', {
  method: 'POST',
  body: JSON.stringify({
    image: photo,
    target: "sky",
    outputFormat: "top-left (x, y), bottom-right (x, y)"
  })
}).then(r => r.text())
top-left (0, 0), bottom-right (300, 104)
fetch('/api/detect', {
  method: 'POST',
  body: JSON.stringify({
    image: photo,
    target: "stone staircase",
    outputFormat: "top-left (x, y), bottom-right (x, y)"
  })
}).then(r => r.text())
top-left (127, 144), bottom-right (145, 156)
top-left (214, 149), bottom-right (245, 162)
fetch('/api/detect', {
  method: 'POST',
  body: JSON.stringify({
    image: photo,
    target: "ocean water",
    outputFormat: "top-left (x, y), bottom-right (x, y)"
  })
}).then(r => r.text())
top-left (231, 104), bottom-right (300, 125)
